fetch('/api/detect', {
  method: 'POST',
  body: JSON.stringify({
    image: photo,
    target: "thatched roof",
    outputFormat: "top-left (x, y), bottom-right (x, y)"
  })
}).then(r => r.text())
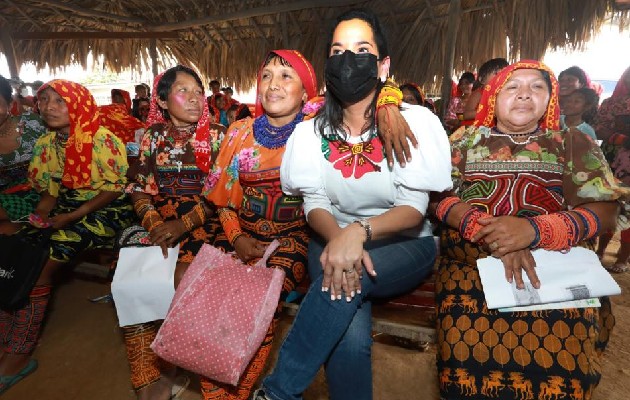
top-left (1, 0), bottom-right (629, 94)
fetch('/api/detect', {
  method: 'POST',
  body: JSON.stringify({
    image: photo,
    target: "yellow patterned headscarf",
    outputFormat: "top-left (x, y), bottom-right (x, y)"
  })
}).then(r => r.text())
top-left (474, 60), bottom-right (560, 130)
top-left (37, 80), bottom-right (100, 189)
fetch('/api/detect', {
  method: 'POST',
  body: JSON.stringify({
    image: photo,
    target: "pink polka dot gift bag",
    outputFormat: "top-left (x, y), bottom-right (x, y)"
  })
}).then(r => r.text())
top-left (151, 240), bottom-right (284, 385)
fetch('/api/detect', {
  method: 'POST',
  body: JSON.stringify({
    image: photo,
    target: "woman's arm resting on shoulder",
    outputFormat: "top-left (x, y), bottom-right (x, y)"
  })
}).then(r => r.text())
top-left (377, 105), bottom-right (418, 168)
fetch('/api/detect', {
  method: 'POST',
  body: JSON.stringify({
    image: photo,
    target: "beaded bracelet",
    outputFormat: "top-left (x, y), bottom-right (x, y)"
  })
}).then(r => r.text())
top-left (353, 219), bottom-right (372, 242)
top-left (527, 212), bottom-right (581, 251)
top-left (133, 198), bottom-right (154, 219)
top-left (141, 209), bottom-right (164, 232)
top-left (376, 79), bottom-right (403, 110)
top-left (179, 203), bottom-right (207, 232)
top-left (572, 208), bottom-right (601, 240)
top-left (218, 207), bottom-right (244, 246)
top-left (181, 214), bottom-right (195, 231)
top-left (458, 207), bottom-right (491, 242)
top-left (435, 196), bottom-right (461, 223)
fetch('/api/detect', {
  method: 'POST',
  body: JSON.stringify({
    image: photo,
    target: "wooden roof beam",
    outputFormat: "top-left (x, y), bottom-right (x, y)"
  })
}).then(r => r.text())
top-left (249, 18), bottom-right (271, 47)
top-left (151, 0), bottom-right (364, 31)
top-left (30, 0), bottom-right (145, 24)
top-left (288, 12), bottom-right (302, 36)
top-left (6, 0), bottom-right (45, 29)
top-left (11, 31), bottom-right (180, 40)
top-left (280, 13), bottom-right (289, 48)
top-left (172, 0), bottom-right (221, 48)
top-left (0, 30), bottom-right (19, 78)
top-left (440, 0), bottom-right (462, 119)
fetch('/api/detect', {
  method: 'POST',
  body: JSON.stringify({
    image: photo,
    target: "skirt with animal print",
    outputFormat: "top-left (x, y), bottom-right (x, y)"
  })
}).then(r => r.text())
top-left (435, 227), bottom-right (615, 400)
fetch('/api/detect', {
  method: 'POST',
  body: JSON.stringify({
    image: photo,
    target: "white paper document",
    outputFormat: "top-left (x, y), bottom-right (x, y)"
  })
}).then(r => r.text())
top-left (111, 245), bottom-right (179, 326)
top-left (477, 247), bottom-right (621, 310)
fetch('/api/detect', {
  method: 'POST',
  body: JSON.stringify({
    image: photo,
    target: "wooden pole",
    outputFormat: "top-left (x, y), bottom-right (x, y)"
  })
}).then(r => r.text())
top-left (151, 0), bottom-right (363, 31)
top-left (11, 31), bottom-right (179, 40)
top-left (440, 0), bottom-right (462, 121)
top-left (0, 31), bottom-right (19, 79)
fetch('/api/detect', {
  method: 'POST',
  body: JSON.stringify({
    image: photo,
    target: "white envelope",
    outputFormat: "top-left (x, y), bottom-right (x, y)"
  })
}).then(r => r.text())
top-left (111, 245), bottom-right (179, 326)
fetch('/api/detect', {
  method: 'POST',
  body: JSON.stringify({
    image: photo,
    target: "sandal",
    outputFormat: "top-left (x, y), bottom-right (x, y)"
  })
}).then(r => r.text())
top-left (0, 359), bottom-right (38, 395)
top-left (606, 263), bottom-right (630, 274)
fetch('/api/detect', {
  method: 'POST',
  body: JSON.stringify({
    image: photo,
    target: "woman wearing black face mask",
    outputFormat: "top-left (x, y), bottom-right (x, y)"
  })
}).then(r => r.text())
top-left (254, 9), bottom-right (452, 400)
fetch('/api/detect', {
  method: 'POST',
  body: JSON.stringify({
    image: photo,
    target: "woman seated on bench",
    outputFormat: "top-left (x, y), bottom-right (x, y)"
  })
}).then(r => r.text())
top-left (0, 80), bottom-right (133, 395)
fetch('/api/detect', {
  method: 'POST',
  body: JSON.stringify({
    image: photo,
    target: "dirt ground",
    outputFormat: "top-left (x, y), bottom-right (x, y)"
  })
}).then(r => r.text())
top-left (2, 238), bottom-right (629, 400)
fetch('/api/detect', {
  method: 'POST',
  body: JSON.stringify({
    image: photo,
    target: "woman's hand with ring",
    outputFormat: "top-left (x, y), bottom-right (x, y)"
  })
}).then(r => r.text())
top-left (472, 215), bottom-right (535, 256)
top-left (149, 220), bottom-right (187, 258)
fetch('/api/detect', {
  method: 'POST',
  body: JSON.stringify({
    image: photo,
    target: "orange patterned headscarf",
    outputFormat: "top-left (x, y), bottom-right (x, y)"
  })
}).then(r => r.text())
top-left (254, 50), bottom-right (318, 117)
top-left (146, 66), bottom-right (212, 173)
top-left (37, 80), bottom-right (100, 189)
top-left (474, 60), bottom-right (560, 131)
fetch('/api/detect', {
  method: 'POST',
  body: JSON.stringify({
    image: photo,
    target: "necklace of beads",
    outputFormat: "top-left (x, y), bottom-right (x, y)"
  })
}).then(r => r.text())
top-left (253, 112), bottom-right (304, 149)
top-left (168, 123), bottom-right (196, 148)
top-left (491, 126), bottom-right (542, 143)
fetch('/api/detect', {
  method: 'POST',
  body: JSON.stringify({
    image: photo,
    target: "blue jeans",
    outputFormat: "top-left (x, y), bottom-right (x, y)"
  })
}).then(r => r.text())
top-left (262, 235), bottom-right (436, 400)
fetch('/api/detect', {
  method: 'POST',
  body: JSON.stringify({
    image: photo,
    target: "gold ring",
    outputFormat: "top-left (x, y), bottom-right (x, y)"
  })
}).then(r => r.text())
top-left (344, 269), bottom-right (354, 273)
top-left (165, 232), bottom-right (172, 238)
top-left (490, 241), bottom-right (499, 250)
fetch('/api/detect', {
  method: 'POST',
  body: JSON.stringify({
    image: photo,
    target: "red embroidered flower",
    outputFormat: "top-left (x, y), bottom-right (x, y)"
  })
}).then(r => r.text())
top-left (327, 137), bottom-right (384, 179)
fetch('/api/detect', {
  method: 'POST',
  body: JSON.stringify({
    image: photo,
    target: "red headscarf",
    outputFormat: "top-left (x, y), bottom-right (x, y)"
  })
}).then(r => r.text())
top-left (37, 80), bottom-right (100, 189)
top-left (111, 88), bottom-right (132, 112)
top-left (98, 103), bottom-right (145, 143)
top-left (146, 66), bottom-right (212, 173)
top-left (254, 50), bottom-right (318, 117)
top-left (474, 60), bottom-right (560, 131)
top-left (612, 66), bottom-right (630, 99)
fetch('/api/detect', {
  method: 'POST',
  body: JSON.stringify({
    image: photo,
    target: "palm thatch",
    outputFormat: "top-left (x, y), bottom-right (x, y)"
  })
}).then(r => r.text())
top-left (1, 0), bottom-right (628, 94)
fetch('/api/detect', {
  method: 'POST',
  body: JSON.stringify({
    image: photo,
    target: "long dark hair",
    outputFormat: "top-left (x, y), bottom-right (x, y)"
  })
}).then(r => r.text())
top-left (317, 8), bottom-right (388, 141)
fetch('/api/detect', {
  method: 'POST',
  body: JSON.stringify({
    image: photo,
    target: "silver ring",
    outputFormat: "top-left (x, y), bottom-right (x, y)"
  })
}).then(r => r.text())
top-left (165, 232), bottom-right (172, 238)
top-left (490, 241), bottom-right (499, 250)
top-left (344, 269), bottom-right (354, 273)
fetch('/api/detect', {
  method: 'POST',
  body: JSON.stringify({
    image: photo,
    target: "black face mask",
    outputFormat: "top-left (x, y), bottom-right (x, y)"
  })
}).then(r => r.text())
top-left (325, 50), bottom-right (379, 104)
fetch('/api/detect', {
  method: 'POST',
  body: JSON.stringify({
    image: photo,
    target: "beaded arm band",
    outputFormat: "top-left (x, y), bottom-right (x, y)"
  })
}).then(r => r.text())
top-left (181, 203), bottom-right (208, 232)
top-left (141, 209), bottom-right (164, 232)
top-left (217, 207), bottom-right (244, 246)
top-left (435, 196), bottom-right (462, 223)
top-left (376, 78), bottom-right (403, 111)
top-left (459, 208), bottom-right (492, 242)
top-left (133, 198), bottom-right (154, 219)
top-left (526, 208), bottom-right (601, 251)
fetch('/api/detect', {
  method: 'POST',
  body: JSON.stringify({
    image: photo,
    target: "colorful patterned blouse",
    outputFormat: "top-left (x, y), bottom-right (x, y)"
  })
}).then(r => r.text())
top-left (449, 126), bottom-right (627, 216)
top-left (0, 111), bottom-right (47, 191)
top-left (203, 118), bottom-right (303, 223)
top-left (128, 122), bottom-right (225, 197)
top-left (29, 126), bottom-right (128, 200)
